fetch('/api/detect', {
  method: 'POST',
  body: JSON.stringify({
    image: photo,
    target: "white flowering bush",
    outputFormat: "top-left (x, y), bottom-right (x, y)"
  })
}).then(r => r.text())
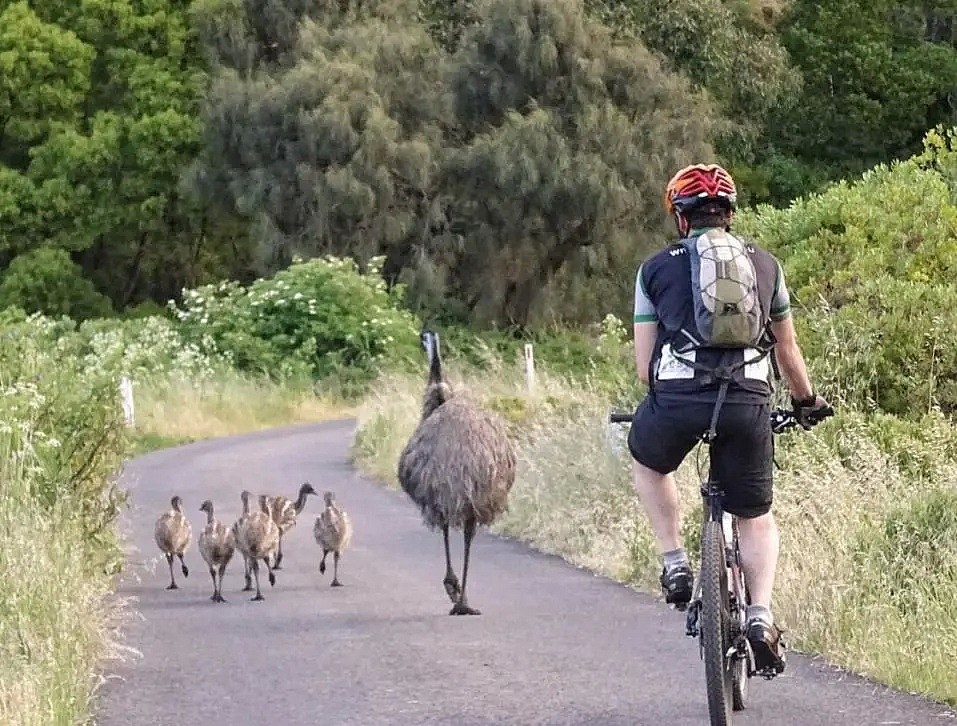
top-left (170, 255), bottom-right (422, 382)
top-left (0, 313), bottom-right (127, 524)
top-left (77, 315), bottom-right (227, 383)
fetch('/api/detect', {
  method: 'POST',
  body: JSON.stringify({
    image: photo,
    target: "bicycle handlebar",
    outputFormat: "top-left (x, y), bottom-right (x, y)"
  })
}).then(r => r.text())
top-left (608, 406), bottom-right (834, 434)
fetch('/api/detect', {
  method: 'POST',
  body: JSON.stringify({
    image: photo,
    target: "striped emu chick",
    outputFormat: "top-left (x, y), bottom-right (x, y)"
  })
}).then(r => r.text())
top-left (267, 481), bottom-right (318, 569)
top-left (397, 330), bottom-right (517, 615)
top-left (154, 495), bottom-right (192, 590)
top-left (198, 499), bottom-right (235, 603)
top-left (313, 491), bottom-right (352, 587)
top-left (234, 491), bottom-right (280, 601)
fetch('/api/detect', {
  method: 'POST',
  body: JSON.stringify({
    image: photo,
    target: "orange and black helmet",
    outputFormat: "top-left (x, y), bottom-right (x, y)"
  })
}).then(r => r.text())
top-left (664, 164), bottom-right (737, 216)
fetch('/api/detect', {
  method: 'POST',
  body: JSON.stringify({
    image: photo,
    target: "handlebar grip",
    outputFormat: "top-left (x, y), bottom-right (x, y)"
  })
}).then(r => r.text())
top-left (608, 413), bottom-right (634, 424)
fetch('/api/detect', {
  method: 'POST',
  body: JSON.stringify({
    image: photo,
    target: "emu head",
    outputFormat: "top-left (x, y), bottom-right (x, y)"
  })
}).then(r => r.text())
top-left (421, 329), bottom-right (444, 385)
top-left (171, 495), bottom-right (184, 512)
top-left (323, 491), bottom-right (336, 507)
top-left (419, 328), bottom-right (451, 419)
top-left (199, 499), bottom-right (213, 515)
top-left (421, 329), bottom-right (439, 361)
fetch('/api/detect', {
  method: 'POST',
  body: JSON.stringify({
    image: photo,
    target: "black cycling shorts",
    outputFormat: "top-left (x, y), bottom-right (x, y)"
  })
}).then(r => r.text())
top-left (627, 394), bottom-right (773, 519)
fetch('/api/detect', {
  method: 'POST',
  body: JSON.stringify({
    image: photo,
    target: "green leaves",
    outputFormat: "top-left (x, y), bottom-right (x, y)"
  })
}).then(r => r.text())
top-left (171, 255), bottom-right (422, 382)
top-left (736, 130), bottom-right (957, 416)
top-left (0, 247), bottom-right (112, 319)
top-left (0, 2), bottom-right (93, 149)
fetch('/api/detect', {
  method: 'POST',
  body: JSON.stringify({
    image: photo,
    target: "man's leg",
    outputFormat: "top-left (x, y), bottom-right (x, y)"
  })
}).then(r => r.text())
top-left (631, 461), bottom-right (682, 553)
top-left (736, 512), bottom-right (779, 610)
top-left (631, 460), bottom-right (693, 604)
top-left (715, 403), bottom-right (785, 670)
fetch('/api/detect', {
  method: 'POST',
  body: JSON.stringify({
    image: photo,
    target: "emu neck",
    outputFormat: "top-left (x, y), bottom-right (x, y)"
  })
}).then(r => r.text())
top-left (294, 490), bottom-right (309, 514)
top-left (205, 509), bottom-right (215, 526)
top-left (421, 382), bottom-right (450, 420)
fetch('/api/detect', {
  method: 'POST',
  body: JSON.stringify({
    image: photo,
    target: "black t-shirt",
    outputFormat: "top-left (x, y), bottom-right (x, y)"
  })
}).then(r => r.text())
top-left (633, 229), bottom-right (792, 404)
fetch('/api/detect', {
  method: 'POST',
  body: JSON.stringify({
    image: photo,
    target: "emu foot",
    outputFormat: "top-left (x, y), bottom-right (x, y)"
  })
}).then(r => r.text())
top-left (251, 594), bottom-right (265, 602)
top-left (212, 592), bottom-right (227, 603)
top-left (181, 564), bottom-right (189, 578)
top-left (242, 575), bottom-right (253, 592)
top-left (331, 579), bottom-right (343, 587)
top-left (319, 560), bottom-right (326, 574)
top-left (268, 571), bottom-right (276, 587)
top-left (166, 582), bottom-right (178, 591)
top-left (449, 602), bottom-right (481, 616)
top-left (443, 575), bottom-right (461, 603)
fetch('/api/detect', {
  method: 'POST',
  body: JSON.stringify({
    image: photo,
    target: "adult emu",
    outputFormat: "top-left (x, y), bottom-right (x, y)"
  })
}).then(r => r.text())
top-left (397, 330), bottom-right (516, 615)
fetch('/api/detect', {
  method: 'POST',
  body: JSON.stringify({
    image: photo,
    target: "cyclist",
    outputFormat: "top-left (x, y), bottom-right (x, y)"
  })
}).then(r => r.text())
top-left (627, 163), bottom-right (831, 672)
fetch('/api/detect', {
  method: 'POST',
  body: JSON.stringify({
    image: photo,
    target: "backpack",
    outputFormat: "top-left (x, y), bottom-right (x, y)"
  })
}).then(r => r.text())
top-left (667, 228), bottom-right (776, 442)
top-left (682, 228), bottom-right (763, 349)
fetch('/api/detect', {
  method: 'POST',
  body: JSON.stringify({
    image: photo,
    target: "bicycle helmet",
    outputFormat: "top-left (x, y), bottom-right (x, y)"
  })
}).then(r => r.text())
top-left (664, 164), bottom-right (738, 216)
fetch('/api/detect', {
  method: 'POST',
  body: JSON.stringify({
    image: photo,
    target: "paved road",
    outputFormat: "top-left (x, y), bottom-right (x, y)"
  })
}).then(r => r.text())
top-left (94, 420), bottom-right (955, 726)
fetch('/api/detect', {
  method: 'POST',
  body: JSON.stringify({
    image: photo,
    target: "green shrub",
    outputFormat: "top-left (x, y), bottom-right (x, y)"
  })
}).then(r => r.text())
top-left (171, 255), bottom-right (422, 383)
top-left (0, 312), bottom-right (129, 724)
top-left (0, 248), bottom-right (112, 320)
top-left (736, 128), bottom-right (957, 417)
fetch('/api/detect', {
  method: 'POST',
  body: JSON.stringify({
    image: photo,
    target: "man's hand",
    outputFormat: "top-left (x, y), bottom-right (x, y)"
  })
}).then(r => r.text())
top-left (790, 394), bottom-right (834, 430)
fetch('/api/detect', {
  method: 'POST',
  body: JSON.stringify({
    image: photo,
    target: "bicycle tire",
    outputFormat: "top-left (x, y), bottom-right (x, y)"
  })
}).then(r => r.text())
top-left (730, 568), bottom-right (749, 711)
top-left (701, 520), bottom-right (734, 726)
top-left (731, 523), bottom-right (749, 711)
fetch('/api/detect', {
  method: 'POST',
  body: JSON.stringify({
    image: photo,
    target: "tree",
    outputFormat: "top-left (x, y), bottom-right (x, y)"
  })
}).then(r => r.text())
top-left (0, 247), bottom-right (112, 319)
top-left (414, 0), bottom-right (715, 326)
top-left (189, 0), bottom-right (448, 274)
top-left (0, 0), bottom-right (233, 309)
top-left (755, 0), bottom-right (957, 201)
top-left (583, 0), bottom-right (798, 168)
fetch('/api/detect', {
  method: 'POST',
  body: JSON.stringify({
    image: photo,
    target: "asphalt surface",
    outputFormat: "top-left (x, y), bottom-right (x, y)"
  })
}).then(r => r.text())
top-left (94, 420), bottom-right (955, 726)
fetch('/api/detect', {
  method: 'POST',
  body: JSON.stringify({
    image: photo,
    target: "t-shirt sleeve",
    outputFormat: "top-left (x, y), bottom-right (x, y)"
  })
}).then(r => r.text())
top-left (770, 260), bottom-right (791, 321)
top-left (633, 263), bottom-right (657, 323)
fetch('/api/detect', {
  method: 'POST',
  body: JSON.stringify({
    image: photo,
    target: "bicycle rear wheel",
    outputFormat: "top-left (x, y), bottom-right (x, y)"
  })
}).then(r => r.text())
top-left (701, 520), bottom-right (734, 726)
top-left (730, 520), bottom-right (749, 711)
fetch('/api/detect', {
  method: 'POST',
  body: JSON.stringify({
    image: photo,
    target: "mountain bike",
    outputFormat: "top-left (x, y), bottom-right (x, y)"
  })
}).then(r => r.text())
top-left (608, 405), bottom-right (832, 725)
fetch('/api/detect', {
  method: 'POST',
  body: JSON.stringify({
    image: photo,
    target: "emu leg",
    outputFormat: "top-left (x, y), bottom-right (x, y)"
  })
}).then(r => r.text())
top-left (331, 551), bottom-right (342, 587)
top-left (165, 553), bottom-right (178, 590)
top-left (208, 566), bottom-right (218, 601)
top-left (264, 557), bottom-right (276, 587)
top-left (242, 555), bottom-right (253, 591)
top-left (450, 517), bottom-right (480, 616)
top-left (442, 525), bottom-right (461, 603)
top-left (250, 559), bottom-right (265, 601)
top-left (178, 553), bottom-right (189, 578)
top-left (215, 562), bottom-right (228, 603)
top-left (273, 536), bottom-right (284, 570)
top-left (319, 550), bottom-right (328, 574)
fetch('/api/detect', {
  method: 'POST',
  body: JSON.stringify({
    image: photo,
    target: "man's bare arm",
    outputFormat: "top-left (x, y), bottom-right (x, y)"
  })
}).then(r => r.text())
top-left (769, 315), bottom-right (814, 400)
top-left (634, 322), bottom-right (657, 385)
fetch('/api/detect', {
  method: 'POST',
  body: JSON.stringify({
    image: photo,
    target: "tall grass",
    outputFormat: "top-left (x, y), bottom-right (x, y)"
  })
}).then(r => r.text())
top-left (351, 367), bottom-right (957, 706)
top-left (133, 373), bottom-right (353, 450)
top-left (0, 447), bottom-right (126, 725)
top-left (0, 317), bottom-right (130, 725)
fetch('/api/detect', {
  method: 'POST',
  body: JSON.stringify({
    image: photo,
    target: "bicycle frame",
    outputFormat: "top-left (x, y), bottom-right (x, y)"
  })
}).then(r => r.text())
top-left (684, 456), bottom-right (757, 682)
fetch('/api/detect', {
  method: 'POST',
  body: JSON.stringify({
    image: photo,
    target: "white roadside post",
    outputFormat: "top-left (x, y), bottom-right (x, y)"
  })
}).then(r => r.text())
top-left (524, 343), bottom-right (536, 391)
top-left (119, 376), bottom-right (135, 427)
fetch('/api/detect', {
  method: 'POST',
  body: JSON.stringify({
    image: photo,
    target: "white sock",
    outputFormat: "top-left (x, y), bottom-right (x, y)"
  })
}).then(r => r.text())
top-left (747, 604), bottom-right (773, 625)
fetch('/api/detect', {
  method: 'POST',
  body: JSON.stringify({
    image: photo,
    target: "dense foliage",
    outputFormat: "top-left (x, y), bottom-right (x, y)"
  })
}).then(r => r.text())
top-left (736, 127), bottom-right (957, 416)
top-left (4, 0), bottom-right (957, 327)
top-left (171, 255), bottom-right (422, 382)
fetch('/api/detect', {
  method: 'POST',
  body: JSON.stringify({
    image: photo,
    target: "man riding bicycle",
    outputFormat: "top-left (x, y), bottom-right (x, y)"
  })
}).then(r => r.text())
top-left (627, 163), bottom-right (831, 672)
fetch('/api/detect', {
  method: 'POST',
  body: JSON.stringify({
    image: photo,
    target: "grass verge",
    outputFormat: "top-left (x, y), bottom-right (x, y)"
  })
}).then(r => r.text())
top-left (130, 373), bottom-right (355, 452)
top-left (351, 368), bottom-right (957, 706)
